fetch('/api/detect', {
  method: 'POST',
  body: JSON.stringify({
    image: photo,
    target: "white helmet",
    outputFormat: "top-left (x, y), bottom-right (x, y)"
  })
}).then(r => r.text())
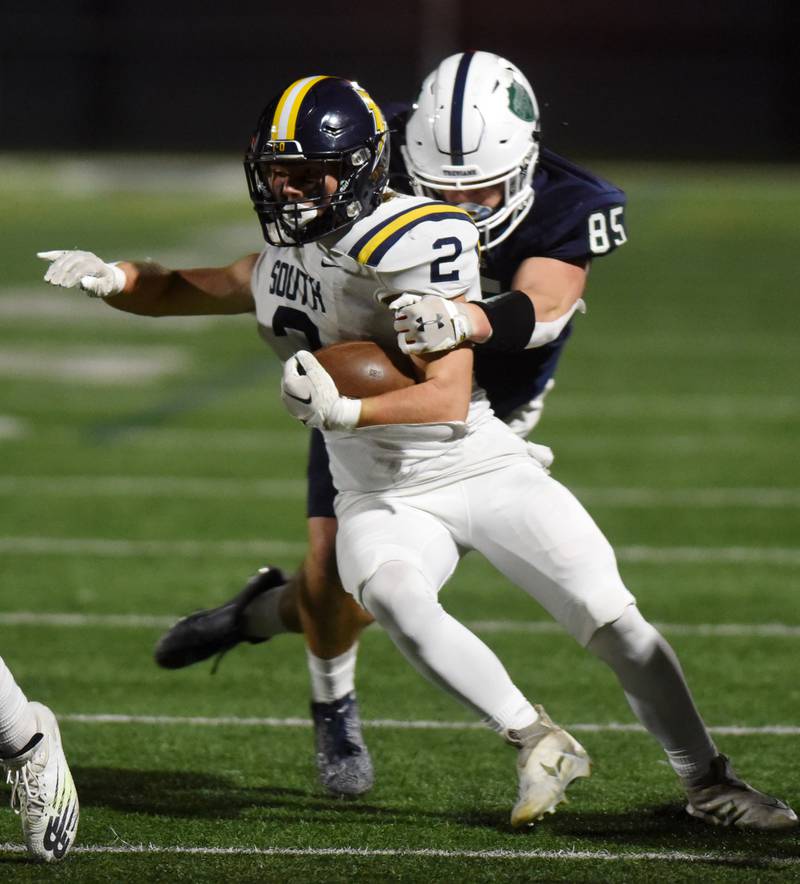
top-left (402, 51), bottom-right (540, 250)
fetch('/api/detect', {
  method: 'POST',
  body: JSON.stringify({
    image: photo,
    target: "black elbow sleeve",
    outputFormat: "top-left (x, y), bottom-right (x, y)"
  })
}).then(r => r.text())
top-left (474, 290), bottom-right (536, 352)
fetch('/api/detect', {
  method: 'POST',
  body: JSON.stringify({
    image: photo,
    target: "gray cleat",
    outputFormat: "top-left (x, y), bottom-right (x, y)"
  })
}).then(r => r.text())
top-left (311, 692), bottom-right (374, 797)
top-left (685, 754), bottom-right (798, 830)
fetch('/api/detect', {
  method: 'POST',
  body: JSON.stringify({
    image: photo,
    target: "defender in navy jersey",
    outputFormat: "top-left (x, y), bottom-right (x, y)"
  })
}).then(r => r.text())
top-left (386, 69), bottom-right (626, 424)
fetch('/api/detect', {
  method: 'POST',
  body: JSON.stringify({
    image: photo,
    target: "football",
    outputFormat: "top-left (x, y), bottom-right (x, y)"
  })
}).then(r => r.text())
top-left (314, 340), bottom-right (416, 398)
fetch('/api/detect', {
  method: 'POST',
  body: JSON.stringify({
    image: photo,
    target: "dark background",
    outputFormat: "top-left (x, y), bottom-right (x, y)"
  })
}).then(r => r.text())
top-left (2, 0), bottom-right (798, 160)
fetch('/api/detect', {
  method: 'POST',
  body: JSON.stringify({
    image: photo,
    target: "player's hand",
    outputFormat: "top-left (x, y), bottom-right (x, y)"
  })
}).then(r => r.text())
top-left (390, 293), bottom-right (474, 354)
top-left (281, 351), bottom-right (361, 431)
top-left (38, 249), bottom-right (127, 298)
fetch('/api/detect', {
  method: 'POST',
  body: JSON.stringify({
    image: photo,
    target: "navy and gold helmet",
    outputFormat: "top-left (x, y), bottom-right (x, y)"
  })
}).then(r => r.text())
top-left (244, 76), bottom-right (390, 246)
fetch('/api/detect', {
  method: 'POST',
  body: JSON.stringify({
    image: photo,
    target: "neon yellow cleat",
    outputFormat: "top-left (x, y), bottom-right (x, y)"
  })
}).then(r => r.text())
top-left (2, 702), bottom-right (79, 862)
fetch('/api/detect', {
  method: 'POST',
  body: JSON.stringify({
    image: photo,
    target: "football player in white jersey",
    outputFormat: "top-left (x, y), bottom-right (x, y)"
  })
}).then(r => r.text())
top-left (39, 75), bottom-right (797, 830)
top-left (147, 53), bottom-right (631, 800)
top-left (0, 656), bottom-right (79, 861)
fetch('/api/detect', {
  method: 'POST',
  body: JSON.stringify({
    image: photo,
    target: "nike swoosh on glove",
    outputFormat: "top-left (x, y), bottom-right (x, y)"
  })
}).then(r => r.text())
top-left (281, 351), bottom-right (362, 431)
top-left (38, 249), bottom-right (126, 298)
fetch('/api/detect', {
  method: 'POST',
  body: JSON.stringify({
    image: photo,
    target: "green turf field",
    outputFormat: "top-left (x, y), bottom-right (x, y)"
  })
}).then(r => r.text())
top-left (0, 157), bottom-right (798, 882)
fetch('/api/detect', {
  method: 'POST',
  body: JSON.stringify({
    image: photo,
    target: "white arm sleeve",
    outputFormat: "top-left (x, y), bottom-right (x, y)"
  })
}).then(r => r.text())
top-left (526, 298), bottom-right (586, 348)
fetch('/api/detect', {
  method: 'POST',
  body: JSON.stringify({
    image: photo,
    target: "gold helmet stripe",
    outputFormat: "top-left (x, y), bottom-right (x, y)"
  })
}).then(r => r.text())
top-left (271, 75), bottom-right (331, 141)
top-left (353, 83), bottom-right (386, 135)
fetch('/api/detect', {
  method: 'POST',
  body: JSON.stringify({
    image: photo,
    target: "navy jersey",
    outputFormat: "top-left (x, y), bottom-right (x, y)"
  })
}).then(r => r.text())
top-left (387, 104), bottom-right (627, 419)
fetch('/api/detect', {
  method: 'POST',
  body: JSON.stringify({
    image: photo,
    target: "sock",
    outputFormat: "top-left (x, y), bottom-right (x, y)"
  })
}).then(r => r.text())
top-left (665, 744), bottom-right (719, 785)
top-left (587, 605), bottom-right (717, 782)
top-left (242, 583), bottom-right (289, 640)
top-left (307, 645), bottom-right (358, 704)
top-left (489, 695), bottom-right (539, 736)
top-left (0, 657), bottom-right (38, 758)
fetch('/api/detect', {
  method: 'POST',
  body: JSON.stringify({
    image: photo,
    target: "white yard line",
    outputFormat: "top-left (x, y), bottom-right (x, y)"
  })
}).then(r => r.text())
top-left (0, 537), bottom-right (308, 558)
top-left (0, 416), bottom-right (27, 441)
top-left (0, 424), bottom-right (791, 453)
top-left (2, 536), bottom-right (800, 565)
top-left (549, 393), bottom-right (800, 419)
top-left (2, 610), bottom-right (799, 639)
top-left (0, 476), bottom-right (307, 498)
top-left (619, 546), bottom-right (800, 565)
top-left (2, 476), bottom-right (800, 507)
top-left (107, 428), bottom-right (300, 451)
top-left (468, 620), bottom-right (800, 638)
top-left (0, 842), bottom-right (796, 866)
top-left (0, 288), bottom-right (230, 331)
top-left (577, 487), bottom-right (800, 508)
top-left (0, 347), bottom-right (188, 384)
top-left (55, 713), bottom-right (800, 736)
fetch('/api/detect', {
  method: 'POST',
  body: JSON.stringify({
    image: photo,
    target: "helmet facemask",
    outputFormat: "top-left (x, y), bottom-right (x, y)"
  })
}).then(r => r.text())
top-left (408, 138), bottom-right (539, 250)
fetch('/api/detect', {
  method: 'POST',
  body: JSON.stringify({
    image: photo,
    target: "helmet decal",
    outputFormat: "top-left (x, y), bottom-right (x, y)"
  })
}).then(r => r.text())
top-left (507, 81), bottom-right (536, 123)
top-left (271, 75), bottom-right (331, 140)
top-left (449, 51), bottom-right (475, 165)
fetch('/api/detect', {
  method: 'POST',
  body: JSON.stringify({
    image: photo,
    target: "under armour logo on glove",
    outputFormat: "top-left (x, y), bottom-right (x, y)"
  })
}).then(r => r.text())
top-left (391, 293), bottom-right (474, 354)
top-left (415, 314), bottom-right (446, 332)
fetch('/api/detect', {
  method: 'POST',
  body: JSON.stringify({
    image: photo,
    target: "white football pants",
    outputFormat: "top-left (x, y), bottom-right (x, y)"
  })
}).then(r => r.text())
top-left (336, 455), bottom-right (634, 646)
top-left (335, 453), bottom-right (632, 730)
top-left (337, 454), bottom-right (716, 772)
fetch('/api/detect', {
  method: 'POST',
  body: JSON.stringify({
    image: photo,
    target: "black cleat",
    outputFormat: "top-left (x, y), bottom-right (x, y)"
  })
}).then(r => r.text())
top-left (311, 691), bottom-right (374, 797)
top-left (154, 566), bottom-right (286, 670)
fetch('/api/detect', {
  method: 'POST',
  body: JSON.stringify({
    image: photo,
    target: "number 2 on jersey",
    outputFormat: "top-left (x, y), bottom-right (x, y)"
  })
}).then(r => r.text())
top-left (430, 236), bottom-right (462, 282)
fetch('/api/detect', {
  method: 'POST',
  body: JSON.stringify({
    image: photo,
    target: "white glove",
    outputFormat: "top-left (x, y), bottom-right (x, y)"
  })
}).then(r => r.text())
top-left (390, 293), bottom-right (474, 354)
top-left (38, 249), bottom-right (127, 298)
top-left (281, 350), bottom-right (362, 431)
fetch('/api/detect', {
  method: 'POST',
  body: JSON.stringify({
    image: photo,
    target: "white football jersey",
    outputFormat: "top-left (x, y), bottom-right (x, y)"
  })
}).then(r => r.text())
top-left (252, 191), bottom-right (481, 356)
top-left (251, 191), bottom-right (493, 492)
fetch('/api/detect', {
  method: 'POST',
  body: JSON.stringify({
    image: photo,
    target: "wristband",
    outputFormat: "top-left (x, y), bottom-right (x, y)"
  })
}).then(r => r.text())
top-left (109, 262), bottom-right (128, 294)
top-left (327, 396), bottom-right (362, 431)
top-left (474, 290), bottom-right (536, 352)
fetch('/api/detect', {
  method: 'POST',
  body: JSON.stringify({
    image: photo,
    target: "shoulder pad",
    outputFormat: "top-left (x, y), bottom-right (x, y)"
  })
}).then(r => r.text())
top-left (336, 194), bottom-right (479, 273)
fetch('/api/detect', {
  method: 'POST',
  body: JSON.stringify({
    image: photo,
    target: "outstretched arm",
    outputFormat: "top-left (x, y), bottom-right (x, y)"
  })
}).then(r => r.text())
top-left (39, 249), bottom-right (258, 317)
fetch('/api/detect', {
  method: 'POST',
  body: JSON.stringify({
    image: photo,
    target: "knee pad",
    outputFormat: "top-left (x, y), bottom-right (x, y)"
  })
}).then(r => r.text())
top-left (361, 561), bottom-right (440, 637)
top-left (587, 604), bottom-right (663, 667)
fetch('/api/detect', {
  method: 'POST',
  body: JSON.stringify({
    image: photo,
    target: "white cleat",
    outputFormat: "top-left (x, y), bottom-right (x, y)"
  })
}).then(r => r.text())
top-left (1, 702), bottom-right (79, 862)
top-left (508, 705), bottom-right (591, 828)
